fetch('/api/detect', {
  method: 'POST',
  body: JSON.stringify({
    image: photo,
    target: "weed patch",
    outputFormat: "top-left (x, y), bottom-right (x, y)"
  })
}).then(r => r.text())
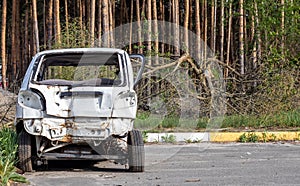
top-left (238, 133), bottom-right (259, 143)
top-left (142, 131), bottom-right (149, 143)
top-left (0, 127), bottom-right (27, 185)
top-left (184, 138), bottom-right (202, 143)
top-left (238, 132), bottom-right (289, 143)
top-left (161, 134), bottom-right (176, 143)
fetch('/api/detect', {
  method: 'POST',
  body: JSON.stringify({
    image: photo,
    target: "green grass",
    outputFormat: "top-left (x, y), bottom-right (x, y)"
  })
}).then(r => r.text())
top-left (135, 113), bottom-right (201, 132)
top-left (135, 109), bottom-right (300, 132)
top-left (0, 127), bottom-right (27, 185)
top-left (221, 109), bottom-right (300, 129)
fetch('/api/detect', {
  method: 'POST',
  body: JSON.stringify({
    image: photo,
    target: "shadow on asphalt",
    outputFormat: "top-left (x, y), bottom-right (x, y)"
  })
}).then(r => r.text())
top-left (35, 160), bottom-right (128, 173)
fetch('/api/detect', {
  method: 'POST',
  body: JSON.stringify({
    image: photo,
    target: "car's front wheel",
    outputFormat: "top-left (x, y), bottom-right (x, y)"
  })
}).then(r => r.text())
top-left (127, 129), bottom-right (145, 172)
top-left (18, 130), bottom-right (33, 172)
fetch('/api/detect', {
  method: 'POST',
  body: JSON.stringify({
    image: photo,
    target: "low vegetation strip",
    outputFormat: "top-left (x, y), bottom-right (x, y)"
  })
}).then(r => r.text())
top-left (136, 109), bottom-right (300, 132)
top-left (211, 131), bottom-right (300, 142)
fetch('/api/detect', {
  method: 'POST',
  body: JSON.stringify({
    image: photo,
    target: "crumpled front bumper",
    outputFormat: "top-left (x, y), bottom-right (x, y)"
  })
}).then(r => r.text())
top-left (22, 117), bottom-right (134, 143)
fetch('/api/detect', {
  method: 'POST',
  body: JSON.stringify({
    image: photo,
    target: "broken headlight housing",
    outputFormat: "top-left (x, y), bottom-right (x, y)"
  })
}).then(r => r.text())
top-left (18, 90), bottom-right (44, 110)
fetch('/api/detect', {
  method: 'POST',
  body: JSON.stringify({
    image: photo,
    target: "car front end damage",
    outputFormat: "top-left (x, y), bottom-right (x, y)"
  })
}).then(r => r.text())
top-left (15, 48), bottom-right (145, 172)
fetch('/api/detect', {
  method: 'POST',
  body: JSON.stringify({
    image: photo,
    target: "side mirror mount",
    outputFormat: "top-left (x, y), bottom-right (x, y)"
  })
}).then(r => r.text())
top-left (130, 54), bottom-right (146, 87)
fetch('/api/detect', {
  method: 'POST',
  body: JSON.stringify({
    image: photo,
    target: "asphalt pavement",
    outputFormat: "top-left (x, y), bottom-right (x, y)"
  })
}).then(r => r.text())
top-left (24, 142), bottom-right (300, 186)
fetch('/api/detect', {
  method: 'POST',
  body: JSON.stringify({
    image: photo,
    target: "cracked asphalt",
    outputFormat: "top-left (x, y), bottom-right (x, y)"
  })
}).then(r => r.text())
top-left (24, 142), bottom-right (300, 186)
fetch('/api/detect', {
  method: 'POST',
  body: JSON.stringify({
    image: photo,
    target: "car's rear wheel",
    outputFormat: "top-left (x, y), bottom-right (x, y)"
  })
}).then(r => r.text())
top-left (127, 129), bottom-right (145, 172)
top-left (18, 130), bottom-right (33, 172)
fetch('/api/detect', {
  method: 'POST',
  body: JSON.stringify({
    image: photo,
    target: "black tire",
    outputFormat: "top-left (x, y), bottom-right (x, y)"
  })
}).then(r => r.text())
top-left (127, 129), bottom-right (145, 172)
top-left (18, 130), bottom-right (33, 172)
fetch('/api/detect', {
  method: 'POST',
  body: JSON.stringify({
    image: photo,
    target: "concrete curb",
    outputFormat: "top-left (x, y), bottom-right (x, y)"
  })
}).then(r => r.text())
top-left (146, 131), bottom-right (300, 142)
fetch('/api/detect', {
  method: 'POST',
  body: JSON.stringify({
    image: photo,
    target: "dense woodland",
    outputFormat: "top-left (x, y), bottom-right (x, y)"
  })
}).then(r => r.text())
top-left (0, 0), bottom-right (299, 120)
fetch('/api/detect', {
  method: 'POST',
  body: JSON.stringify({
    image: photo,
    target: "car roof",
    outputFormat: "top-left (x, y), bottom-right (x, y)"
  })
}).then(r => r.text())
top-left (36, 48), bottom-right (125, 56)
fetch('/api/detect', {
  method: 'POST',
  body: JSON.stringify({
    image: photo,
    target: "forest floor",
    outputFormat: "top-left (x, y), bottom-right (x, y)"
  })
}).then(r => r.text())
top-left (0, 89), bottom-right (16, 127)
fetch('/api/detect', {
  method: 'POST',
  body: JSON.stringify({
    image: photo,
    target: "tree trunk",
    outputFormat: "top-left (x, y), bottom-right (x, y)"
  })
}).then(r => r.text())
top-left (159, 0), bottom-right (165, 55)
top-left (220, 0), bottom-right (224, 62)
top-left (123, 0), bottom-right (128, 23)
top-left (109, 0), bottom-right (114, 47)
top-left (82, 0), bottom-right (86, 27)
top-left (174, 0), bottom-right (180, 56)
top-left (136, 0), bottom-right (143, 54)
top-left (254, 0), bottom-right (261, 64)
top-left (239, 0), bottom-right (245, 75)
top-left (153, 0), bottom-right (159, 65)
top-left (195, 0), bottom-right (201, 62)
top-left (251, 11), bottom-right (256, 68)
top-left (141, 0), bottom-right (146, 20)
top-left (183, 0), bottom-right (189, 52)
top-left (30, 2), bottom-right (35, 56)
top-left (24, 0), bottom-right (29, 68)
top-left (12, 0), bottom-right (17, 78)
top-left (16, 0), bottom-right (21, 80)
top-left (102, 0), bottom-right (109, 47)
top-left (54, 0), bottom-right (61, 46)
top-left (120, 0), bottom-right (124, 25)
top-left (226, 0), bottom-right (232, 78)
top-left (90, 0), bottom-right (96, 46)
top-left (86, 0), bottom-right (91, 31)
top-left (129, 0), bottom-right (134, 53)
top-left (210, 0), bottom-right (215, 51)
top-left (1, 0), bottom-right (7, 90)
top-left (147, 0), bottom-right (152, 63)
top-left (65, 0), bottom-right (69, 46)
top-left (244, 15), bottom-right (248, 66)
top-left (204, 0), bottom-right (207, 61)
top-left (32, 0), bottom-right (40, 52)
top-left (169, 0), bottom-right (173, 54)
top-left (79, 0), bottom-right (84, 46)
top-left (43, 0), bottom-right (46, 49)
top-left (189, 0), bottom-right (193, 31)
top-left (97, 0), bottom-right (102, 47)
top-left (47, 0), bottom-right (53, 49)
top-left (111, 0), bottom-right (115, 39)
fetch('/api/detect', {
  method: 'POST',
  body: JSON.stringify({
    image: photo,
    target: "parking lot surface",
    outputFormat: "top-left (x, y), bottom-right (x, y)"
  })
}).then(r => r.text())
top-left (25, 142), bottom-right (300, 186)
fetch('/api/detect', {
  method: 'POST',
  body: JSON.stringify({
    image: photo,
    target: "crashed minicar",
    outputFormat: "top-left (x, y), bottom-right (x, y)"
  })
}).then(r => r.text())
top-left (15, 48), bottom-right (145, 172)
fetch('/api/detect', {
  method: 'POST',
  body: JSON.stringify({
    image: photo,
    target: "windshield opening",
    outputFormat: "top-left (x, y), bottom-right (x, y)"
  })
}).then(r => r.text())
top-left (34, 53), bottom-right (125, 87)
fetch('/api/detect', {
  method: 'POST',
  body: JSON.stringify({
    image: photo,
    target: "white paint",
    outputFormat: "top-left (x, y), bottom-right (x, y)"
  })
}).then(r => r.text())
top-left (146, 132), bottom-right (209, 142)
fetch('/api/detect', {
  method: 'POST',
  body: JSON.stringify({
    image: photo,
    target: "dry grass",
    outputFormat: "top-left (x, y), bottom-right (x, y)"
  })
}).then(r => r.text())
top-left (0, 90), bottom-right (16, 126)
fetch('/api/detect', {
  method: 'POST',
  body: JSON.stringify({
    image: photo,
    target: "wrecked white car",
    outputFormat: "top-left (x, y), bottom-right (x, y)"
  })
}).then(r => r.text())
top-left (15, 48), bottom-right (145, 172)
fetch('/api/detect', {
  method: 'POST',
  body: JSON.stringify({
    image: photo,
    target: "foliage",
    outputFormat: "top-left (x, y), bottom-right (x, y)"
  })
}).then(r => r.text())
top-left (52, 18), bottom-right (91, 49)
top-left (142, 131), bottom-right (148, 143)
top-left (161, 134), bottom-right (176, 143)
top-left (0, 127), bottom-right (27, 185)
top-left (238, 133), bottom-right (259, 143)
top-left (238, 132), bottom-right (289, 143)
top-left (238, 133), bottom-right (248, 143)
top-left (161, 116), bottom-right (179, 129)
